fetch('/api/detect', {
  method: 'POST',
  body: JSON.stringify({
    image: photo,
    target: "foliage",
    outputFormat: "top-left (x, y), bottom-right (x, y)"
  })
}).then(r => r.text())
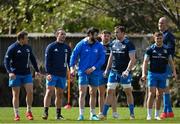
top-left (0, 0), bottom-right (179, 34)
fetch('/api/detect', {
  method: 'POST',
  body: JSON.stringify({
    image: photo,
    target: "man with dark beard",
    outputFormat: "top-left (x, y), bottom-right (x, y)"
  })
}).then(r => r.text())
top-left (70, 27), bottom-right (105, 120)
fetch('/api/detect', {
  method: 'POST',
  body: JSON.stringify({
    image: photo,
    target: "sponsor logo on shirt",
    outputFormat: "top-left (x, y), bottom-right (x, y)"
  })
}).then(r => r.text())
top-left (54, 48), bottom-right (58, 52)
top-left (17, 50), bottom-right (21, 53)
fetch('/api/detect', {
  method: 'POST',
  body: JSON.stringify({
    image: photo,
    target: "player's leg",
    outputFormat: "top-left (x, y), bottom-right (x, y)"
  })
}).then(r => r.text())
top-left (9, 75), bottom-right (21, 121)
top-left (54, 76), bottom-right (66, 120)
top-left (160, 65), bottom-right (174, 118)
top-left (12, 87), bottom-right (20, 121)
top-left (89, 74), bottom-right (99, 120)
top-left (121, 73), bottom-right (134, 119)
top-left (42, 75), bottom-right (56, 120)
top-left (98, 84), bottom-right (106, 116)
top-left (100, 71), bottom-right (119, 120)
top-left (155, 87), bottom-right (164, 120)
top-left (89, 85), bottom-right (98, 120)
top-left (23, 74), bottom-right (34, 120)
top-left (147, 87), bottom-right (156, 120)
top-left (77, 75), bottom-right (88, 120)
top-left (123, 87), bottom-right (134, 119)
top-left (112, 90), bottom-right (119, 119)
top-left (24, 83), bottom-right (34, 120)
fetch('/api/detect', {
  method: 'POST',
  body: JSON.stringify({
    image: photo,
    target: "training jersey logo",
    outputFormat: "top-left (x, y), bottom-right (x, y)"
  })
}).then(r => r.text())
top-left (17, 50), bottom-right (21, 53)
top-left (164, 49), bottom-right (167, 54)
top-left (85, 49), bottom-right (89, 52)
top-left (26, 49), bottom-right (30, 53)
top-left (152, 50), bottom-right (156, 53)
top-left (54, 48), bottom-right (58, 52)
top-left (93, 49), bottom-right (98, 53)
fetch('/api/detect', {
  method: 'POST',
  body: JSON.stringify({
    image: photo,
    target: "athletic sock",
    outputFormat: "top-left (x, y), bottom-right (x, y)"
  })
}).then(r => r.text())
top-left (27, 105), bottom-right (31, 112)
top-left (14, 107), bottom-right (19, 116)
top-left (102, 104), bottom-right (110, 116)
top-left (165, 93), bottom-right (173, 112)
top-left (44, 107), bottom-right (49, 115)
top-left (90, 108), bottom-right (96, 116)
top-left (56, 108), bottom-right (61, 117)
top-left (147, 108), bottom-right (152, 118)
top-left (155, 109), bottom-right (159, 117)
top-left (79, 108), bottom-right (84, 116)
top-left (129, 104), bottom-right (134, 115)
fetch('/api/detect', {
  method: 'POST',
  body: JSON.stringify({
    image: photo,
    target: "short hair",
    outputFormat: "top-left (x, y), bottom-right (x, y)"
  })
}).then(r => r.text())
top-left (87, 27), bottom-right (99, 35)
top-left (54, 28), bottom-right (64, 36)
top-left (153, 32), bottom-right (163, 37)
top-left (101, 30), bottom-right (111, 35)
top-left (114, 25), bottom-right (126, 33)
top-left (17, 31), bottom-right (28, 41)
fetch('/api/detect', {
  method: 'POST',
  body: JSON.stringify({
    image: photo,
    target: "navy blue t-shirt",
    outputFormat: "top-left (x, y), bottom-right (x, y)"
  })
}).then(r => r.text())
top-left (45, 41), bottom-right (71, 77)
top-left (4, 41), bottom-right (39, 75)
top-left (145, 44), bottom-right (171, 73)
top-left (163, 30), bottom-right (175, 57)
top-left (101, 42), bottom-right (112, 71)
top-left (111, 38), bottom-right (136, 74)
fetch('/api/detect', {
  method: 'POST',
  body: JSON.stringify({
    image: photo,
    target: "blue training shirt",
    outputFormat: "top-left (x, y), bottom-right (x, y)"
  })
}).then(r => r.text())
top-left (100, 41), bottom-right (112, 71)
top-left (45, 41), bottom-right (71, 77)
top-left (111, 38), bottom-right (136, 74)
top-left (163, 30), bottom-right (175, 57)
top-left (145, 44), bottom-right (171, 73)
top-left (70, 38), bottom-right (105, 76)
top-left (4, 41), bottom-right (39, 75)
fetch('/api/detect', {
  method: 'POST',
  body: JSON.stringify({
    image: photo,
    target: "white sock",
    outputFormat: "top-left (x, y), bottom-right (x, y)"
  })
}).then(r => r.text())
top-left (147, 109), bottom-right (152, 117)
top-left (79, 108), bottom-right (84, 115)
top-left (90, 108), bottom-right (96, 116)
top-left (155, 109), bottom-right (159, 117)
top-left (27, 105), bottom-right (31, 112)
top-left (14, 107), bottom-right (19, 116)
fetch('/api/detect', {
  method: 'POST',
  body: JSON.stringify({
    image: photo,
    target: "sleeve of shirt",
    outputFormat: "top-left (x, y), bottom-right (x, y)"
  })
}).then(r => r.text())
top-left (165, 34), bottom-right (175, 56)
top-left (45, 44), bottom-right (52, 73)
top-left (29, 47), bottom-right (39, 72)
top-left (128, 41), bottom-right (136, 53)
top-left (144, 47), bottom-right (151, 59)
top-left (94, 44), bottom-right (105, 69)
top-left (4, 47), bottom-right (13, 73)
top-left (69, 42), bottom-right (82, 67)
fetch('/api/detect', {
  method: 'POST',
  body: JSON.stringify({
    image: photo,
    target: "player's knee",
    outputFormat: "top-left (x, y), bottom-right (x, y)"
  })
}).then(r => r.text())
top-left (79, 91), bottom-right (86, 98)
top-left (89, 90), bottom-right (96, 97)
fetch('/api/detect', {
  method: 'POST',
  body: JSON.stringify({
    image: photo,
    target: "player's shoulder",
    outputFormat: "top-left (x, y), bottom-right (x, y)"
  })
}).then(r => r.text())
top-left (8, 42), bottom-right (18, 50)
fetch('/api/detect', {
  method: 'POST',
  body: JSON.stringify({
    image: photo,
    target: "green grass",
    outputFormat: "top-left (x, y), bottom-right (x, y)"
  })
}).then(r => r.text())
top-left (0, 107), bottom-right (180, 123)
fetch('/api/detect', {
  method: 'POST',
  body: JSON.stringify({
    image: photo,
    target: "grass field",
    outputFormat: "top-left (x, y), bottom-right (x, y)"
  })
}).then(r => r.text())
top-left (0, 107), bottom-right (180, 123)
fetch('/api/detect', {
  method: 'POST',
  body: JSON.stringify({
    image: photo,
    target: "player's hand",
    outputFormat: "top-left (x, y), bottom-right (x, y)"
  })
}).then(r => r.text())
top-left (103, 70), bottom-right (108, 78)
top-left (122, 70), bottom-right (129, 78)
top-left (46, 74), bottom-right (52, 81)
top-left (9, 73), bottom-right (16, 80)
top-left (85, 68), bottom-right (94, 75)
top-left (35, 72), bottom-right (41, 78)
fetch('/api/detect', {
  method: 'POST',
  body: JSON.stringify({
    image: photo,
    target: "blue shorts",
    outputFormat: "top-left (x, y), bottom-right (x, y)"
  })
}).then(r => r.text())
top-left (78, 73), bottom-right (99, 87)
top-left (108, 71), bottom-right (132, 84)
top-left (46, 75), bottom-right (66, 89)
top-left (98, 70), bottom-right (108, 86)
top-left (9, 74), bottom-right (33, 87)
top-left (147, 71), bottom-right (168, 89)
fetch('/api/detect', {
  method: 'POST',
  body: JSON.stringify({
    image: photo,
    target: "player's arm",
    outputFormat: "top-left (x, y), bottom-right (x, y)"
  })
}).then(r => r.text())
top-left (30, 47), bottom-right (39, 73)
top-left (104, 52), bottom-right (113, 77)
top-left (168, 55), bottom-right (177, 80)
top-left (4, 47), bottom-right (13, 73)
top-left (126, 52), bottom-right (136, 72)
top-left (142, 54), bottom-right (149, 81)
top-left (86, 45), bottom-right (105, 74)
